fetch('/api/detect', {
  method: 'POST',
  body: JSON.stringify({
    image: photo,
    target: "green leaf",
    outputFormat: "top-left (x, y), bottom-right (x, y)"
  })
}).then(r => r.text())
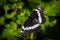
top-left (49, 20), bottom-right (57, 27)
top-left (4, 5), bottom-right (10, 11)
top-left (44, 1), bottom-right (60, 16)
top-left (5, 11), bottom-right (16, 18)
top-left (16, 19), bottom-right (21, 24)
top-left (0, 16), bottom-right (5, 25)
top-left (5, 24), bottom-right (11, 29)
top-left (2, 29), bottom-right (17, 38)
top-left (17, 2), bottom-right (24, 9)
top-left (41, 15), bottom-right (49, 31)
top-left (28, 0), bottom-right (40, 8)
top-left (44, 4), bottom-right (56, 16)
top-left (10, 21), bottom-right (17, 30)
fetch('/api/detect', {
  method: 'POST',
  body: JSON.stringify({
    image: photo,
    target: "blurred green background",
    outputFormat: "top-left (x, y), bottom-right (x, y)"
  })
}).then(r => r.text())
top-left (0, 0), bottom-right (60, 40)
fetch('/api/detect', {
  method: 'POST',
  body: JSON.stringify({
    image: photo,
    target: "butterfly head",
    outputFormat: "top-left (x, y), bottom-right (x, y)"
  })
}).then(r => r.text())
top-left (37, 7), bottom-right (41, 10)
top-left (35, 7), bottom-right (43, 14)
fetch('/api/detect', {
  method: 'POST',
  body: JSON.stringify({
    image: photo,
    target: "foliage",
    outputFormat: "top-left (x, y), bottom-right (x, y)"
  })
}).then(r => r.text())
top-left (0, 0), bottom-right (60, 40)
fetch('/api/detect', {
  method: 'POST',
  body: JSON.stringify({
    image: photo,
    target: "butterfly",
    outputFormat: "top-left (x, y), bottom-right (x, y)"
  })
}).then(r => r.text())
top-left (20, 7), bottom-right (46, 36)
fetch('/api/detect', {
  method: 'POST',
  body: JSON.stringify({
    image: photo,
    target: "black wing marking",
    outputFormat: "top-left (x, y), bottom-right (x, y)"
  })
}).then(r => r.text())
top-left (24, 11), bottom-right (38, 27)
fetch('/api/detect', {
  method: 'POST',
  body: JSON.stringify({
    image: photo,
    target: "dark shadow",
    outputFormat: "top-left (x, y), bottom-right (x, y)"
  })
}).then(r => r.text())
top-left (45, 16), bottom-right (60, 40)
top-left (0, 6), bottom-right (5, 17)
top-left (0, 25), bottom-right (5, 35)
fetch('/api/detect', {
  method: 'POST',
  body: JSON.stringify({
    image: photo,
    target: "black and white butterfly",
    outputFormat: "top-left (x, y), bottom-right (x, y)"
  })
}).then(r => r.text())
top-left (20, 7), bottom-right (45, 36)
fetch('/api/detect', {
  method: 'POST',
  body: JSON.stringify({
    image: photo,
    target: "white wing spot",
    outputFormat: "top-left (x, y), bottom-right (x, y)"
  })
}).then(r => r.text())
top-left (22, 24), bottom-right (40, 30)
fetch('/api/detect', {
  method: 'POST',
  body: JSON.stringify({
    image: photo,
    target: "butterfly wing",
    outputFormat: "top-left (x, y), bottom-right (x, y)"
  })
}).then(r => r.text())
top-left (20, 7), bottom-right (45, 36)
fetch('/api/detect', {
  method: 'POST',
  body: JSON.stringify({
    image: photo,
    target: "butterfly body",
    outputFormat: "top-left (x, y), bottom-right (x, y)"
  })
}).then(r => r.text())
top-left (20, 7), bottom-right (45, 36)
